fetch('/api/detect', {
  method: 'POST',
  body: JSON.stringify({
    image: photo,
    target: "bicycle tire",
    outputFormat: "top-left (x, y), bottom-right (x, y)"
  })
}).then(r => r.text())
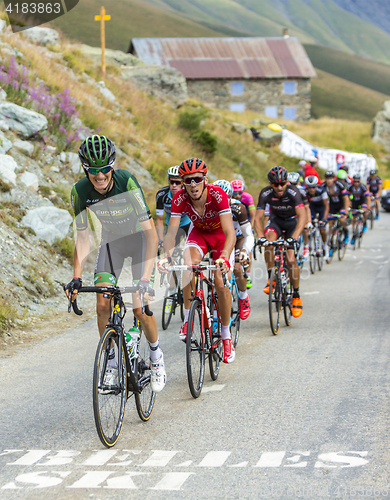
top-left (161, 294), bottom-right (175, 330)
top-left (209, 297), bottom-right (222, 381)
top-left (186, 298), bottom-right (205, 398)
top-left (353, 226), bottom-right (358, 250)
top-left (283, 271), bottom-right (292, 326)
top-left (316, 230), bottom-right (323, 271)
top-left (358, 221), bottom-right (363, 248)
top-left (327, 231), bottom-right (336, 264)
top-left (230, 280), bottom-right (240, 348)
top-left (93, 328), bottom-right (127, 448)
top-left (179, 287), bottom-right (185, 322)
top-left (269, 266), bottom-right (281, 335)
top-left (135, 330), bottom-right (156, 422)
top-left (370, 206), bottom-right (375, 229)
top-left (309, 233), bottom-right (316, 274)
top-left (338, 230), bottom-right (346, 261)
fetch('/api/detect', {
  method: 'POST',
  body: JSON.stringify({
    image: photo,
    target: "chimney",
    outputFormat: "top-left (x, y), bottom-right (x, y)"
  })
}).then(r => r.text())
top-left (283, 28), bottom-right (289, 38)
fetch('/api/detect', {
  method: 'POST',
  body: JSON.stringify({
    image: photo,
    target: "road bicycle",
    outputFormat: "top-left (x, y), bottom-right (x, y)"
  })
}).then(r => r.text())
top-left (351, 208), bottom-right (365, 249)
top-left (260, 239), bottom-right (293, 335)
top-left (161, 247), bottom-right (185, 330)
top-left (327, 213), bottom-right (347, 263)
top-left (168, 263), bottom-right (226, 398)
top-left (67, 284), bottom-right (156, 448)
top-left (229, 256), bottom-right (248, 348)
top-left (308, 219), bottom-right (324, 274)
top-left (368, 195), bottom-right (377, 229)
top-left (296, 233), bottom-right (305, 270)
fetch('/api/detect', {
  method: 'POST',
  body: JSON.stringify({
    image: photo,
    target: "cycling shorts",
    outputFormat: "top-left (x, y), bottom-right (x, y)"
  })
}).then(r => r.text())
top-left (329, 202), bottom-right (344, 215)
top-left (310, 206), bottom-right (325, 221)
top-left (351, 201), bottom-right (367, 210)
top-left (94, 231), bottom-right (146, 285)
top-left (185, 226), bottom-right (234, 269)
top-left (265, 215), bottom-right (297, 239)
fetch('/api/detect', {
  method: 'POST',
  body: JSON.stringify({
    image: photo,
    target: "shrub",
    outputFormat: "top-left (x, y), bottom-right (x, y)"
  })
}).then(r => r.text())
top-left (192, 130), bottom-right (218, 155)
top-left (0, 180), bottom-right (11, 192)
top-left (178, 109), bottom-right (206, 131)
top-left (52, 237), bottom-right (73, 260)
top-left (0, 299), bottom-right (16, 336)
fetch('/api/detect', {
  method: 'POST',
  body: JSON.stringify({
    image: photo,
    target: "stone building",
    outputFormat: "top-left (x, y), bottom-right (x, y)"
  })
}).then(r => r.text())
top-left (129, 37), bottom-right (317, 122)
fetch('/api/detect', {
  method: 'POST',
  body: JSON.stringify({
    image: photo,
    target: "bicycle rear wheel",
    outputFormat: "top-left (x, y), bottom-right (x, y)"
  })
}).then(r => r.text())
top-left (309, 233), bottom-right (316, 274)
top-left (337, 230), bottom-right (346, 261)
top-left (93, 328), bottom-right (127, 448)
top-left (135, 330), bottom-right (156, 422)
top-left (269, 266), bottom-right (281, 335)
top-left (357, 221), bottom-right (363, 248)
top-left (186, 298), bottom-right (205, 398)
top-left (230, 279), bottom-right (240, 348)
top-left (327, 231), bottom-right (336, 264)
top-left (283, 271), bottom-right (292, 326)
top-left (370, 206), bottom-right (375, 229)
top-left (209, 298), bottom-right (222, 381)
top-left (316, 231), bottom-right (324, 271)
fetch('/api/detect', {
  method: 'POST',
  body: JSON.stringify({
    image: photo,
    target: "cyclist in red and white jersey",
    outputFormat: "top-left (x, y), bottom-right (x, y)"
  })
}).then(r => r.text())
top-left (159, 158), bottom-right (236, 364)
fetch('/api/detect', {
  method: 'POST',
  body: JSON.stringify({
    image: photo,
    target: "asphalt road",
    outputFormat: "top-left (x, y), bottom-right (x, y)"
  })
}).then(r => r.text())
top-left (1, 213), bottom-right (390, 499)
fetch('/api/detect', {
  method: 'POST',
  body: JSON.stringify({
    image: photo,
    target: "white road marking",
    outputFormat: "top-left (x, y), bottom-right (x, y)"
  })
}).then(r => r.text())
top-left (8, 450), bottom-right (50, 466)
top-left (3, 471), bottom-right (71, 489)
top-left (149, 473), bottom-right (194, 491)
top-left (255, 452), bottom-right (286, 467)
top-left (285, 452), bottom-right (310, 468)
top-left (104, 472), bottom-right (147, 489)
top-left (198, 451), bottom-right (231, 467)
top-left (68, 471), bottom-right (114, 488)
top-left (304, 291), bottom-right (319, 295)
top-left (315, 452), bottom-right (369, 468)
top-left (177, 461), bottom-right (193, 467)
top-left (202, 384), bottom-right (225, 393)
top-left (83, 450), bottom-right (117, 466)
top-left (38, 451), bottom-right (81, 466)
top-left (229, 462), bottom-right (248, 467)
top-left (140, 450), bottom-right (179, 467)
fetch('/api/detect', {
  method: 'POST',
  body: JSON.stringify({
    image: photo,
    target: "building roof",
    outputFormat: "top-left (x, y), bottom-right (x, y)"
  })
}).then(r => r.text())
top-left (129, 37), bottom-right (317, 80)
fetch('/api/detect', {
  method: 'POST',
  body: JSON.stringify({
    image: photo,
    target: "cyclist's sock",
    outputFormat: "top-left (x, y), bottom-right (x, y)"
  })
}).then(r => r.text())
top-left (267, 269), bottom-right (271, 279)
top-left (107, 347), bottom-right (118, 368)
top-left (184, 308), bottom-right (190, 322)
top-left (149, 339), bottom-right (162, 362)
top-left (293, 288), bottom-right (300, 299)
top-left (238, 290), bottom-right (248, 300)
top-left (221, 325), bottom-right (231, 340)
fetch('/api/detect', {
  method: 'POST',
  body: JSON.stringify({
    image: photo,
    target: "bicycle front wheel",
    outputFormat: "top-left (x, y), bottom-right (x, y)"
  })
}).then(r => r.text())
top-left (186, 298), bottom-right (205, 398)
top-left (209, 297), bottom-right (222, 381)
top-left (230, 280), bottom-right (240, 348)
top-left (309, 233), bottom-right (316, 274)
top-left (269, 266), bottom-right (281, 335)
top-left (338, 230), bottom-right (346, 261)
top-left (162, 293), bottom-right (175, 330)
top-left (283, 271), bottom-right (293, 326)
top-left (93, 328), bottom-right (127, 448)
top-left (135, 330), bottom-right (156, 422)
top-left (327, 231), bottom-right (336, 264)
top-left (316, 231), bottom-right (324, 271)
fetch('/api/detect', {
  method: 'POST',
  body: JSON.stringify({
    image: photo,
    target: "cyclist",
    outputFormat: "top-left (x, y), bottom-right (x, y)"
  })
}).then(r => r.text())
top-left (304, 156), bottom-right (322, 184)
top-left (348, 174), bottom-right (371, 244)
top-left (305, 175), bottom-right (329, 258)
top-left (323, 170), bottom-right (350, 252)
top-left (231, 179), bottom-right (255, 289)
top-left (155, 166), bottom-right (191, 250)
top-left (254, 166), bottom-right (306, 318)
top-left (65, 135), bottom-right (166, 393)
top-left (336, 169), bottom-right (350, 189)
top-left (288, 172), bottom-right (311, 259)
top-left (215, 179), bottom-right (252, 321)
top-left (159, 158), bottom-right (236, 364)
top-left (366, 169), bottom-right (382, 219)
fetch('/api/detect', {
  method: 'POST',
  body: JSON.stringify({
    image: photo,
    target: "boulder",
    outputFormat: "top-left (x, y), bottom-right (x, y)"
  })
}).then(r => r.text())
top-left (19, 172), bottom-right (39, 192)
top-left (121, 65), bottom-right (187, 108)
top-left (372, 101), bottom-right (390, 152)
top-left (259, 127), bottom-right (283, 146)
top-left (79, 44), bottom-right (143, 67)
top-left (20, 27), bottom-right (59, 46)
top-left (0, 131), bottom-right (12, 154)
top-left (0, 102), bottom-right (47, 138)
top-left (256, 151), bottom-right (269, 163)
top-left (13, 138), bottom-right (34, 156)
top-left (97, 81), bottom-right (116, 103)
top-left (22, 207), bottom-right (73, 245)
top-left (0, 89), bottom-right (6, 101)
top-left (0, 19), bottom-right (7, 33)
top-left (230, 122), bottom-right (247, 134)
top-left (0, 154), bottom-right (17, 186)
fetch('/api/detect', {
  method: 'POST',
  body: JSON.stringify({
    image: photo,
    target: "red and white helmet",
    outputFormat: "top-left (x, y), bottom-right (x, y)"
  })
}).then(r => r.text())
top-left (178, 157), bottom-right (207, 177)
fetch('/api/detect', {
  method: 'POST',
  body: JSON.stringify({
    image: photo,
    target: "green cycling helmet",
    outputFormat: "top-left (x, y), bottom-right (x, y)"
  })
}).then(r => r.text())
top-left (78, 135), bottom-right (116, 168)
top-left (337, 169), bottom-right (348, 180)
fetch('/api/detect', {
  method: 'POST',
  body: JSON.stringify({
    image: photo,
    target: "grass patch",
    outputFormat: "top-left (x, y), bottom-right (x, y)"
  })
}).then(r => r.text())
top-left (0, 180), bottom-right (11, 192)
top-left (52, 237), bottom-right (74, 261)
top-left (0, 298), bottom-right (17, 336)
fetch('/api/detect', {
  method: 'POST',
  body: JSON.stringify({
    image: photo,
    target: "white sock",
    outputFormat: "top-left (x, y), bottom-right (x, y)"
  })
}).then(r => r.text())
top-left (238, 290), bottom-right (248, 300)
top-left (149, 340), bottom-right (162, 362)
top-left (107, 347), bottom-right (117, 368)
top-left (323, 242), bottom-right (328, 251)
top-left (184, 308), bottom-right (190, 322)
top-left (221, 325), bottom-right (231, 340)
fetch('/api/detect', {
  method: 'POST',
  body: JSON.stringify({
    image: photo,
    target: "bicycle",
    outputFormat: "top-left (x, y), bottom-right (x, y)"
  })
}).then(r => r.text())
top-left (161, 247), bottom-right (185, 330)
top-left (296, 233), bottom-right (305, 270)
top-left (168, 263), bottom-right (226, 398)
top-left (308, 219), bottom-right (324, 274)
top-left (351, 209), bottom-right (365, 249)
top-left (327, 213), bottom-right (347, 263)
top-left (368, 195), bottom-right (377, 229)
top-left (67, 284), bottom-right (156, 448)
top-left (260, 239), bottom-right (293, 335)
top-left (229, 257), bottom-right (248, 348)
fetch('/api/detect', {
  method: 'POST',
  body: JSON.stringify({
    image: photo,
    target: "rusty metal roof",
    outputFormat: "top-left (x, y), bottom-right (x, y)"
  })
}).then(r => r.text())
top-left (130, 37), bottom-right (317, 79)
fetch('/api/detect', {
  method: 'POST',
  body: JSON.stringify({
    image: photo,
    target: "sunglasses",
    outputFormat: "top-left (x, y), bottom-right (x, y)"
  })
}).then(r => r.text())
top-left (183, 176), bottom-right (204, 186)
top-left (353, 179), bottom-right (360, 183)
top-left (273, 182), bottom-right (287, 187)
top-left (170, 180), bottom-right (182, 186)
top-left (233, 191), bottom-right (243, 196)
top-left (84, 165), bottom-right (113, 175)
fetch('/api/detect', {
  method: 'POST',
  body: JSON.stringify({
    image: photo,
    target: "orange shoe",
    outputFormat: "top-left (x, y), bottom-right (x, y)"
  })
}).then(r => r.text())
top-left (292, 297), bottom-right (303, 318)
top-left (263, 278), bottom-right (275, 294)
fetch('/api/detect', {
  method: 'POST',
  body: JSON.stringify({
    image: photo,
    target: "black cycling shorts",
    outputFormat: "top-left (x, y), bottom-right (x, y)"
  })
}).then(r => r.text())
top-left (310, 205), bottom-right (325, 221)
top-left (329, 202), bottom-right (343, 215)
top-left (265, 215), bottom-right (297, 239)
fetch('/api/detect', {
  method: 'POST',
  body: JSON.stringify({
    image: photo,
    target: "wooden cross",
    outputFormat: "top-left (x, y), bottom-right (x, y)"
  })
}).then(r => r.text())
top-left (94, 6), bottom-right (111, 74)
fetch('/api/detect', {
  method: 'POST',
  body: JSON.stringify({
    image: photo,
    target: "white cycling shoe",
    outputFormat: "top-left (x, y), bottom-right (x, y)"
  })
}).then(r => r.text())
top-left (150, 353), bottom-right (167, 393)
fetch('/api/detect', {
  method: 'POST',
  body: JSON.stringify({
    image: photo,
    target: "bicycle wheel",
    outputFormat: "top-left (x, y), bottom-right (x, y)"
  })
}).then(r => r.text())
top-left (357, 221), bottom-right (363, 248)
top-left (353, 226), bottom-right (358, 250)
top-left (186, 298), bottom-right (205, 398)
top-left (338, 230), bottom-right (346, 261)
top-left (230, 280), bottom-right (240, 348)
top-left (93, 328), bottom-right (127, 448)
top-left (161, 294), bottom-right (175, 330)
top-left (370, 206), bottom-right (375, 229)
top-left (209, 298), bottom-right (222, 381)
top-left (283, 271), bottom-right (292, 327)
top-left (179, 286), bottom-right (185, 322)
top-left (327, 231), bottom-right (336, 264)
top-left (135, 330), bottom-right (156, 422)
top-left (309, 233), bottom-right (316, 274)
top-left (297, 237), bottom-right (304, 270)
top-left (269, 266), bottom-right (281, 335)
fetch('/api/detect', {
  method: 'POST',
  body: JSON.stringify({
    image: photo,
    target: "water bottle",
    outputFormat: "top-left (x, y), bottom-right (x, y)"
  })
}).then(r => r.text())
top-left (125, 326), bottom-right (140, 359)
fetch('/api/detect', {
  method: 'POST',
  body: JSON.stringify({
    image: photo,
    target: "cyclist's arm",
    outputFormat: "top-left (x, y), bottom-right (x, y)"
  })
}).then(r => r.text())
top-left (249, 207), bottom-right (256, 228)
top-left (378, 183), bottom-right (383, 197)
top-left (74, 228), bottom-right (90, 278)
top-left (240, 221), bottom-right (254, 254)
top-left (305, 204), bottom-right (312, 224)
top-left (323, 198), bottom-right (329, 220)
top-left (342, 192), bottom-right (350, 212)
top-left (164, 215), bottom-right (180, 257)
top-left (219, 212), bottom-right (236, 261)
top-left (292, 205), bottom-right (306, 240)
top-left (139, 217), bottom-right (158, 281)
top-left (156, 213), bottom-right (164, 241)
top-left (254, 208), bottom-right (265, 237)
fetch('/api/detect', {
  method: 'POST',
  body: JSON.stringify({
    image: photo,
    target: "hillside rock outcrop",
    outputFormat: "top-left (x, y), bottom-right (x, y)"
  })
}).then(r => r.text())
top-left (372, 100), bottom-right (390, 152)
top-left (0, 102), bottom-right (48, 138)
top-left (22, 207), bottom-right (73, 245)
top-left (20, 27), bottom-right (59, 46)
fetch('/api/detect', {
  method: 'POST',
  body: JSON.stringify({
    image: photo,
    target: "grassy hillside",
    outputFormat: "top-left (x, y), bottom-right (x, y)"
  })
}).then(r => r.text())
top-left (311, 69), bottom-right (389, 121)
top-left (304, 44), bottom-right (390, 96)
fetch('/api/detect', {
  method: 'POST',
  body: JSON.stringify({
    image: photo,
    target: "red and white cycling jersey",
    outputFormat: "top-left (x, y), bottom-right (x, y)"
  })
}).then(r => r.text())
top-left (171, 184), bottom-right (231, 232)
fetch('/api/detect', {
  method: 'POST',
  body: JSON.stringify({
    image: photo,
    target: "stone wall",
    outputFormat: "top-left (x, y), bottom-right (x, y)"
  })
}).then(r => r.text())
top-left (187, 78), bottom-right (311, 122)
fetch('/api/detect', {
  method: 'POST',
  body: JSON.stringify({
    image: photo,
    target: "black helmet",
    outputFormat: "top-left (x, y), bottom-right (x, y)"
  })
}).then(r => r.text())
top-left (325, 171), bottom-right (334, 178)
top-left (268, 166), bottom-right (287, 183)
top-left (78, 135), bottom-right (116, 168)
top-left (353, 174), bottom-right (361, 180)
top-left (369, 169), bottom-right (376, 175)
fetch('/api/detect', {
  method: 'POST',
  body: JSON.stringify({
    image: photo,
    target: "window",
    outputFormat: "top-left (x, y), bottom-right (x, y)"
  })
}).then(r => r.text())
top-left (283, 107), bottom-right (297, 120)
top-left (231, 82), bottom-right (244, 96)
top-left (265, 106), bottom-right (278, 119)
top-left (230, 103), bottom-right (245, 113)
top-left (284, 81), bottom-right (297, 94)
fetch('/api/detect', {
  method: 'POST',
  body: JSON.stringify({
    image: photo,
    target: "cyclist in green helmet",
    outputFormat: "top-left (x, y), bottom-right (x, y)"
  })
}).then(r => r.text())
top-left (65, 135), bottom-right (166, 393)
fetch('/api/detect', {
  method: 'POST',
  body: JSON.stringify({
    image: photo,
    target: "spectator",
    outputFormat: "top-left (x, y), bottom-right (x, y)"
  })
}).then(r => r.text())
top-left (304, 156), bottom-right (322, 184)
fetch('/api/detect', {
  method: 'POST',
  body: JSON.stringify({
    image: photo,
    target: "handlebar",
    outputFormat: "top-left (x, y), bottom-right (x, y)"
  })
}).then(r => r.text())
top-left (168, 264), bottom-right (228, 287)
